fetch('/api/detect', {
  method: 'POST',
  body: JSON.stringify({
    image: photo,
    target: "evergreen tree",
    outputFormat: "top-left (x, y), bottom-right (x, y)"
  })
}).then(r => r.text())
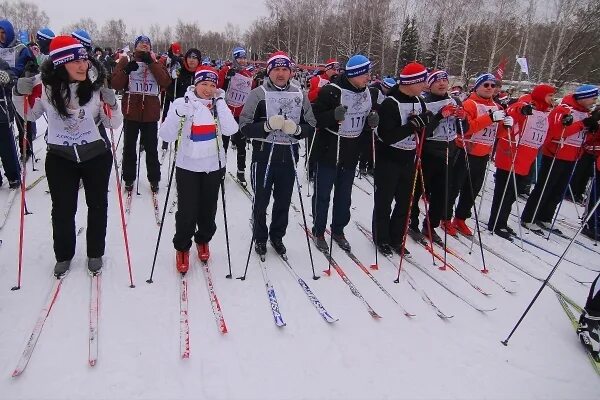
top-left (400, 16), bottom-right (420, 65)
top-left (424, 18), bottom-right (444, 69)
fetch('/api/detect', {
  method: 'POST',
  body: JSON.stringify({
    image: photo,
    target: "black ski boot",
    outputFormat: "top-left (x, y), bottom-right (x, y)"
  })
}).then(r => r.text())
top-left (88, 257), bottom-right (103, 275)
top-left (237, 170), bottom-right (247, 186)
top-left (422, 223), bottom-right (443, 246)
top-left (391, 243), bottom-right (411, 256)
top-left (377, 243), bottom-right (393, 257)
top-left (270, 238), bottom-right (286, 256)
top-left (577, 311), bottom-right (600, 361)
top-left (332, 233), bottom-right (351, 251)
top-left (124, 181), bottom-right (134, 192)
top-left (408, 225), bottom-right (426, 244)
top-left (150, 181), bottom-right (159, 193)
top-left (313, 234), bottom-right (329, 252)
top-left (54, 260), bottom-right (71, 278)
top-left (255, 241), bottom-right (267, 258)
top-left (492, 227), bottom-right (514, 241)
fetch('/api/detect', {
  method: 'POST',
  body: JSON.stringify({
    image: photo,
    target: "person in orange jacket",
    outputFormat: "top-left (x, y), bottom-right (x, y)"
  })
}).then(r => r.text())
top-left (307, 58), bottom-right (339, 103)
top-left (521, 85), bottom-right (600, 233)
top-left (448, 73), bottom-right (511, 236)
top-left (487, 84), bottom-right (556, 240)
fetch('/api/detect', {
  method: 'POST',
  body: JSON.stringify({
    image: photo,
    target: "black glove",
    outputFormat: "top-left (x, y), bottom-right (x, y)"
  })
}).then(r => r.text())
top-left (583, 117), bottom-right (599, 132)
top-left (334, 105), bottom-right (348, 122)
top-left (520, 104), bottom-right (534, 116)
top-left (590, 109), bottom-right (600, 122)
top-left (226, 68), bottom-right (236, 78)
top-left (124, 60), bottom-right (139, 74)
top-left (561, 114), bottom-right (574, 126)
top-left (139, 51), bottom-right (153, 65)
top-left (408, 112), bottom-right (431, 130)
top-left (367, 111), bottom-right (379, 128)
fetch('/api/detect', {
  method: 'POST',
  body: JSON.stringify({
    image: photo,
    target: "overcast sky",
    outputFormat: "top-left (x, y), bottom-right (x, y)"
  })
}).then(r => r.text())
top-left (28, 0), bottom-right (268, 35)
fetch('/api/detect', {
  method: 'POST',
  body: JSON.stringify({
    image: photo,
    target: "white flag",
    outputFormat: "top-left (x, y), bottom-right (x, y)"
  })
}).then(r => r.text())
top-left (516, 57), bottom-right (529, 75)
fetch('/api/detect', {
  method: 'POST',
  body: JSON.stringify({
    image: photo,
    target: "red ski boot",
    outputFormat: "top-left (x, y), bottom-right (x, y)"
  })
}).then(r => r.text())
top-left (452, 218), bottom-right (473, 237)
top-left (440, 220), bottom-right (458, 237)
top-left (176, 251), bottom-right (190, 274)
top-left (197, 242), bottom-right (210, 262)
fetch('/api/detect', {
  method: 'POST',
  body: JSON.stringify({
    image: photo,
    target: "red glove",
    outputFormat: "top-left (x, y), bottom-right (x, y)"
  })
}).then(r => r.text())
top-left (440, 104), bottom-right (457, 118)
top-left (455, 107), bottom-right (466, 120)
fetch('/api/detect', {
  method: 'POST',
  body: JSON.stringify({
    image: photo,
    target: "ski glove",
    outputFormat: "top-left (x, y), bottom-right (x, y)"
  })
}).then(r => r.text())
top-left (100, 87), bottom-right (117, 107)
top-left (582, 117), bottom-right (599, 132)
top-left (124, 60), bottom-right (139, 74)
top-left (408, 112), bottom-right (431, 130)
top-left (489, 109), bottom-right (506, 122)
top-left (334, 105), bottom-right (348, 122)
top-left (455, 107), bottom-right (466, 120)
top-left (264, 114), bottom-right (285, 132)
top-left (503, 116), bottom-right (514, 127)
top-left (520, 104), bottom-right (534, 116)
top-left (0, 70), bottom-right (10, 86)
top-left (590, 109), bottom-right (600, 122)
top-left (561, 114), bottom-right (574, 126)
top-left (282, 119), bottom-right (300, 136)
top-left (139, 52), bottom-right (153, 65)
top-left (175, 99), bottom-right (192, 117)
top-left (16, 76), bottom-right (35, 95)
top-left (440, 104), bottom-right (457, 118)
top-left (226, 68), bottom-right (236, 78)
top-left (367, 111), bottom-right (379, 128)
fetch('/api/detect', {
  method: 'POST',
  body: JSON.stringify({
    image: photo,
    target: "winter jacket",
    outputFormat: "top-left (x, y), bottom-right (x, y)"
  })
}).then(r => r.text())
top-left (239, 77), bottom-right (315, 165)
top-left (376, 85), bottom-right (427, 164)
top-left (308, 73), bottom-right (330, 103)
top-left (165, 48), bottom-right (199, 103)
top-left (218, 65), bottom-right (255, 118)
top-left (311, 74), bottom-right (379, 169)
top-left (160, 87), bottom-right (237, 173)
top-left (494, 92), bottom-right (554, 176)
top-left (111, 51), bottom-right (171, 122)
top-left (422, 92), bottom-right (468, 159)
top-left (456, 93), bottom-right (500, 157)
top-left (542, 94), bottom-right (595, 162)
top-left (14, 63), bottom-right (122, 163)
top-left (0, 58), bottom-right (16, 124)
top-left (0, 20), bottom-right (34, 78)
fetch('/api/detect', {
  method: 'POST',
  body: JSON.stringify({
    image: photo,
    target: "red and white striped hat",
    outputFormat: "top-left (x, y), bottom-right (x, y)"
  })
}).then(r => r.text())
top-left (49, 36), bottom-right (88, 67)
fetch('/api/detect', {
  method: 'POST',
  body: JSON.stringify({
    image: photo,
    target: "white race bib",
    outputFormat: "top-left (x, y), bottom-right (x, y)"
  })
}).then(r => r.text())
top-left (332, 83), bottom-right (372, 138)
top-left (562, 109), bottom-right (588, 147)
top-left (0, 45), bottom-right (23, 68)
top-left (47, 104), bottom-right (102, 146)
top-left (384, 97), bottom-right (423, 151)
top-left (520, 109), bottom-right (549, 149)
top-left (225, 73), bottom-right (253, 108)
top-left (470, 103), bottom-right (498, 145)
top-left (426, 98), bottom-right (458, 142)
top-left (262, 88), bottom-right (303, 145)
top-left (128, 63), bottom-right (159, 96)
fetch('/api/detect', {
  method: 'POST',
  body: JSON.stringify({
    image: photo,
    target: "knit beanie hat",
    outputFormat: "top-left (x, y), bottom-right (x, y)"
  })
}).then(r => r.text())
top-left (233, 47), bottom-right (247, 59)
top-left (134, 35), bottom-right (151, 49)
top-left (49, 36), bottom-right (88, 67)
top-left (426, 70), bottom-right (449, 86)
top-left (345, 55), bottom-right (371, 78)
top-left (36, 27), bottom-right (55, 43)
top-left (382, 77), bottom-right (396, 89)
top-left (324, 58), bottom-right (339, 71)
top-left (399, 62), bottom-right (428, 85)
top-left (266, 51), bottom-right (291, 75)
top-left (473, 73), bottom-right (496, 90)
top-left (194, 66), bottom-right (219, 85)
top-left (574, 84), bottom-right (599, 100)
top-left (71, 29), bottom-right (92, 50)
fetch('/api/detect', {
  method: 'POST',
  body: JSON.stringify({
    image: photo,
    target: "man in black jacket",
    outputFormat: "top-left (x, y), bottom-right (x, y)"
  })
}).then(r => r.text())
top-left (239, 51), bottom-right (316, 257)
top-left (311, 54), bottom-right (379, 252)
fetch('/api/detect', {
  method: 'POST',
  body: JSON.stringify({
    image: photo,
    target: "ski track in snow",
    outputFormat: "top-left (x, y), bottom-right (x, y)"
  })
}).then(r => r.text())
top-left (0, 119), bottom-right (597, 399)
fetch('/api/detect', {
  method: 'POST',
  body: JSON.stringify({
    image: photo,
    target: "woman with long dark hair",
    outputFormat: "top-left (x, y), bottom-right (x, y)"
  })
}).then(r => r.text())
top-left (14, 36), bottom-right (122, 277)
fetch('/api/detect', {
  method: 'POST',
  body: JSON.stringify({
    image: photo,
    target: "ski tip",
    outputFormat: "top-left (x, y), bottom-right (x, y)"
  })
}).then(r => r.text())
top-left (370, 264), bottom-right (378, 270)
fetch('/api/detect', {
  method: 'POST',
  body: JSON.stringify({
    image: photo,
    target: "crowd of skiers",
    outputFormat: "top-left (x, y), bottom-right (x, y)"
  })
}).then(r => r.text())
top-left (0, 19), bottom-right (599, 360)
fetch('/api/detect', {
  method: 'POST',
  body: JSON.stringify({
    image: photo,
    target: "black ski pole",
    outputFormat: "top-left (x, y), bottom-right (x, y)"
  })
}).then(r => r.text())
top-left (502, 194), bottom-right (600, 346)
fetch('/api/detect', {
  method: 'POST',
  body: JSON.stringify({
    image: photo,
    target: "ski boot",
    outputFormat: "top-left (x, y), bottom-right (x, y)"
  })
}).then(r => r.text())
top-left (124, 180), bottom-right (134, 192)
top-left (452, 217), bottom-right (473, 237)
top-left (391, 243), bottom-right (410, 256)
top-left (377, 243), bottom-right (393, 257)
top-left (237, 170), bottom-right (247, 186)
top-left (150, 181), bottom-right (159, 193)
top-left (422, 223), bottom-right (443, 246)
top-left (440, 220), bottom-right (458, 237)
top-left (332, 233), bottom-right (351, 251)
top-left (8, 180), bottom-right (21, 189)
top-left (255, 241), bottom-right (267, 260)
top-left (577, 311), bottom-right (600, 361)
top-left (88, 257), bottom-right (103, 275)
top-left (176, 250), bottom-right (190, 274)
top-left (313, 234), bottom-right (329, 252)
top-left (54, 260), bottom-right (71, 278)
top-left (270, 238), bottom-right (286, 256)
top-left (197, 243), bottom-right (210, 262)
top-left (492, 227), bottom-right (513, 241)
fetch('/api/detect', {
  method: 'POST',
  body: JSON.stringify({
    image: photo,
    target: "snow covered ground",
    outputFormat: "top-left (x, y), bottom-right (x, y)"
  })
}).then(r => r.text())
top-left (0, 118), bottom-right (598, 399)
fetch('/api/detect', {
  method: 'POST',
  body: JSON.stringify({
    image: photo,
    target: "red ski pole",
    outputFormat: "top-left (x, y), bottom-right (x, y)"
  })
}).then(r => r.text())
top-left (12, 96), bottom-right (29, 291)
top-left (105, 103), bottom-right (135, 288)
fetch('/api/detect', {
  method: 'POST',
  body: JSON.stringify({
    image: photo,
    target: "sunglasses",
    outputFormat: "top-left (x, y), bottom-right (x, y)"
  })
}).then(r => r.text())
top-left (483, 83), bottom-right (496, 88)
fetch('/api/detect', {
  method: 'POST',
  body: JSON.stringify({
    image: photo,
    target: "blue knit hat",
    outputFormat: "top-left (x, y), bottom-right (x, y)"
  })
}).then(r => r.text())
top-left (134, 35), bottom-right (151, 49)
top-left (473, 73), bottom-right (496, 90)
top-left (233, 47), bottom-right (246, 59)
top-left (345, 55), bottom-right (371, 78)
top-left (574, 84), bottom-right (599, 100)
top-left (71, 29), bottom-right (92, 49)
top-left (382, 77), bottom-right (396, 89)
top-left (427, 70), bottom-right (449, 86)
top-left (36, 27), bottom-right (55, 43)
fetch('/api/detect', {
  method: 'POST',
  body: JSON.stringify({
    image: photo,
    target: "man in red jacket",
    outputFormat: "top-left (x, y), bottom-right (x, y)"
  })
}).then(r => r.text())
top-left (308, 58), bottom-right (339, 103)
top-left (218, 46), bottom-right (254, 184)
top-left (521, 85), bottom-right (600, 233)
top-left (487, 84), bottom-right (556, 240)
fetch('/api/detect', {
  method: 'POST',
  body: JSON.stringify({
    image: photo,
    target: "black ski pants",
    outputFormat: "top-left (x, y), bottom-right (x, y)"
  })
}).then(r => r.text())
top-left (122, 120), bottom-right (161, 184)
top-left (487, 168), bottom-right (527, 230)
top-left (46, 151), bottom-right (112, 262)
top-left (0, 122), bottom-right (21, 184)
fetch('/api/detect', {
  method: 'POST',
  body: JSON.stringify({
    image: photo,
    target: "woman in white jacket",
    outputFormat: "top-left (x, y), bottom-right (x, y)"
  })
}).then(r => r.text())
top-left (14, 36), bottom-right (122, 277)
top-left (160, 66), bottom-right (238, 273)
